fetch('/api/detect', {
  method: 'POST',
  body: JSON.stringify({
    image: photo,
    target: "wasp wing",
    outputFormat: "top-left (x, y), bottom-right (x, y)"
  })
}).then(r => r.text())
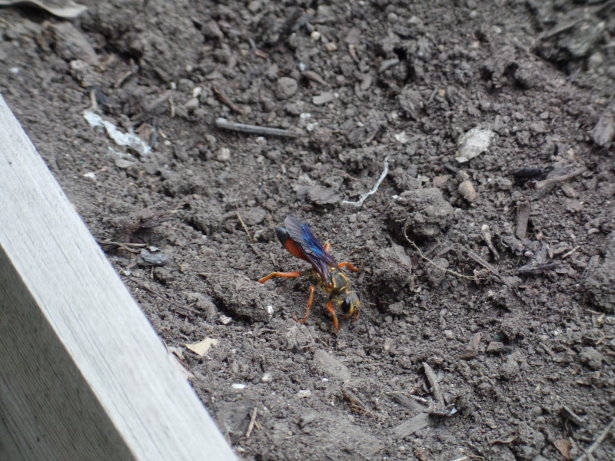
top-left (284, 215), bottom-right (338, 285)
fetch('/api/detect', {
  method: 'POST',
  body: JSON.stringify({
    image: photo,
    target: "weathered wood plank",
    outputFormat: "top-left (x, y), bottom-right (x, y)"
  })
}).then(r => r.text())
top-left (0, 95), bottom-right (236, 461)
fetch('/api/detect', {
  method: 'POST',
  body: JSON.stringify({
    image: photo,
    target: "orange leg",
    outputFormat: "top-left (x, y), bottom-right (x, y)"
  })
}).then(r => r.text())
top-left (258, 271), bottom-right (302, 283)
top-left (293, 285), bottom-right (316, 324)
top-left (326, 300), bottom-right (340, 331)
top-left (338, 261), bottom-right (360, 272)
top-left (324, 242), bottom-right (359, 272)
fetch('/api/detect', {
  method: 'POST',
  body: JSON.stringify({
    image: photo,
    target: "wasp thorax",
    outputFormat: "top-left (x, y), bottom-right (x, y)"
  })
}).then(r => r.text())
top-left (331, 270), bottom-right (349, 291)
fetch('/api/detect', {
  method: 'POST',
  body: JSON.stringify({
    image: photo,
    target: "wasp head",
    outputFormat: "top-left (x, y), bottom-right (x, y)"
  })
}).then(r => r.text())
top-left (339, 292), bottom-right (360, 320)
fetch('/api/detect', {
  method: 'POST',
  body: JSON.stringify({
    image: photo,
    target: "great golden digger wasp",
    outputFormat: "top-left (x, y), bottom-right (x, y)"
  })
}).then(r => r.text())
top-left (258, 215), bottom-right (361, 331)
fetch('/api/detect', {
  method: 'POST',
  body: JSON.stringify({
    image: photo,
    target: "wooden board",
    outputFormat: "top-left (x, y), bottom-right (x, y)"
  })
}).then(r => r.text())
top-left (0, 95), bottom-right (236, 461)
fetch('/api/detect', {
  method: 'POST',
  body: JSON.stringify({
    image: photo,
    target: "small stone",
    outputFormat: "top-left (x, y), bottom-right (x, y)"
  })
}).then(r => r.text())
top-left (579, 347), bottom-right (603, 370)
top-left (500, 353), bottom-right (520, 380)
top-left (456, 127), bottom-right (495, 163)
top-left (432, 174), bottom-right (451, 188)
top-left (297, 185), bottom-right (340, 206)
top-left (114, 158), bottom-right (136, 169)
top-left (564, 199), bottom-right (583, 213)
top-left (216, 147), bottom-right (231, 162)
top-left (138, 249), bottom-right (169, 267)
top-left (203, 20), bottom-right (223, 40)
top-left (513, 62), bottom-right (539, 89)
top-left (486, 341), bottom-right (506, 353)
top-left (276, 77), bottom-right (298, 100)
top-left (50, 22), bottom-right (99, 65)
top-left (312, 349), bottom-right (351, 382)
top-left (184, 97), bottom-right (199, 112)
top-left (458, 180), bottom-right (478, 202)
top-left (584, 232), bottom-right (615, 312)
top-left (312, 92), bottom-right (336, 105)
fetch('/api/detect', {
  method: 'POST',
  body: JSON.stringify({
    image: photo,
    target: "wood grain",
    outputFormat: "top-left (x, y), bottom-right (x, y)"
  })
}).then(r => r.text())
top-left (0, 95), bottom-right (236, 461)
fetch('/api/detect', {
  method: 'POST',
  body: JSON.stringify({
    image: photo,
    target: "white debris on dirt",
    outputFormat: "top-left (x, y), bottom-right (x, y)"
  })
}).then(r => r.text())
top-left (185, 337), bottom-right (219, 357)
top-left (83, 110), bottom-right (151, 156)
top-left (456, 127), bottom-right (495, 163)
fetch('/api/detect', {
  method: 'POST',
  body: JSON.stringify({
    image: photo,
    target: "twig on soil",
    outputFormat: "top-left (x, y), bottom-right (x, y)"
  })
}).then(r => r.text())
top-left (235, 210), bottom-right (264, 258)
top-left (98, 239), bottom-right (147, 254)
top-left (114, 70), bottom-right (134, 88)
top-left (422, 362), bottom-right (445, 408)
top-left (574, 417), bottom-right (615, 461)
top-left (245, 407), bottom-right (258, 438)
top-left (341, 388), bottom-right (374, 416)
top-left (88, 89), bottom-right (98, 111)
top-left (561, 246), bottom-right (580, 259)
top-left (464, 249), bottom-right (509, 285)
top-left (533, 167), bottom-right (586, 199)
top-left (515, 199), bottom-right (531, 240)
top-left (341, 156), bottom-right (389, 207)
top-left (215, 117), bottom-right (300, 138)
top-left (212, 85), bottom-right (248, 115)
top-left (406, 236), bottom-right (481, 281)
top-left (481, 225), bottom-right (499, 260)
top-left (517, 262), bottom-right (558, 275)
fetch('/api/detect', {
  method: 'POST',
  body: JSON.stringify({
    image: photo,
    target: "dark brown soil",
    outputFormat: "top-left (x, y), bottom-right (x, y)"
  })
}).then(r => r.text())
top-left (1, 1), bottom-right (614, 460)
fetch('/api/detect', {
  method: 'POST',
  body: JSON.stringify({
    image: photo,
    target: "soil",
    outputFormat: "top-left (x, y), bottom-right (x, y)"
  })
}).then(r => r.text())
top-left (1, 1), bottom-right (614, 460)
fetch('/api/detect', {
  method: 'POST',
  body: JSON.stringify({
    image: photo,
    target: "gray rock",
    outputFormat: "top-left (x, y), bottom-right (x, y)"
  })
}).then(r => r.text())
top-left (584, 232), bottom-right (615, 312)
top-left (297, 185), bottom-right (341, 206)
top-left (593, 109), bottom-right (614, 147)
top-left (579, 347), bottom-right (604, 370)
top-left (312, 349), bottom-right (351, 382)
top-left (138, 248), bottom-right (169, 266)
top-left (312, 92), bottom-right (336, 105)
top-left (276, 77), bottom-right (298, 99)
top-left (500, 352), bottom-right (521, 380)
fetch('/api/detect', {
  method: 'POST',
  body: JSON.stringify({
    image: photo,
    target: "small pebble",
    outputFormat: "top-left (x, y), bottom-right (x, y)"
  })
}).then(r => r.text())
top-left (579, 347), bottom-right (603, 370)
top-left (324, 42), bottom-right (337, 51)
top-left (139, 249), bottom-right (169, 267)
top-left (458, 180), bottom-right (478, 202)
top-left (313, 349), bottom-right (351, 382)
top-left (486, 341), bottom-right (506, 353)
top-left (184, 97), bottom-right (199, 112)
top-left (276, 77), bottom-right (298, 99)
top-left (216, 147), bottom-right (231, 162)
top-left (312, 92), bottom-right (336, 105)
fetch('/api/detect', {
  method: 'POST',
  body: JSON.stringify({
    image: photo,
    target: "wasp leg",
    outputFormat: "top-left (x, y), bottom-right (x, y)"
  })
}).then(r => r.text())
top-left (323, 241), bottom-right (359, 272)
top-left (326, 300), bottom-right (340, 331)
top-left (258, 271), bottom-right (302, 283)
top-left (338, 261), bottom-right (360, 272)
top-left (293, 284), bottom-right (316, 324)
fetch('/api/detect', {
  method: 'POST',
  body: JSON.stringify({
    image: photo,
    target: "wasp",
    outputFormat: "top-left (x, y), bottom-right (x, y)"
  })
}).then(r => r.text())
top-left (258, 215), bottom-right (361, 331)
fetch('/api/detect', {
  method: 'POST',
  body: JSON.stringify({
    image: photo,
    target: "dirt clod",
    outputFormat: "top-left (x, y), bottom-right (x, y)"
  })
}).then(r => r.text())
top-left (388, 188), bottom-right (454, 241)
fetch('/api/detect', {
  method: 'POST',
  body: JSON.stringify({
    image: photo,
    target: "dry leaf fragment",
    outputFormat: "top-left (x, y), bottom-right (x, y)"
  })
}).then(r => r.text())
top-left (553, 439), bottom-right (572, 460)
top-left (185, 338), bottom-right (219, 356)
top-left (0, 0), bottom-right (87, 18)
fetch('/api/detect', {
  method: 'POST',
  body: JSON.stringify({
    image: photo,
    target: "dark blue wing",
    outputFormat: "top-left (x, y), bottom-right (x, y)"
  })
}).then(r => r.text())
top-left (284, 215), bottom-right (338, 285)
